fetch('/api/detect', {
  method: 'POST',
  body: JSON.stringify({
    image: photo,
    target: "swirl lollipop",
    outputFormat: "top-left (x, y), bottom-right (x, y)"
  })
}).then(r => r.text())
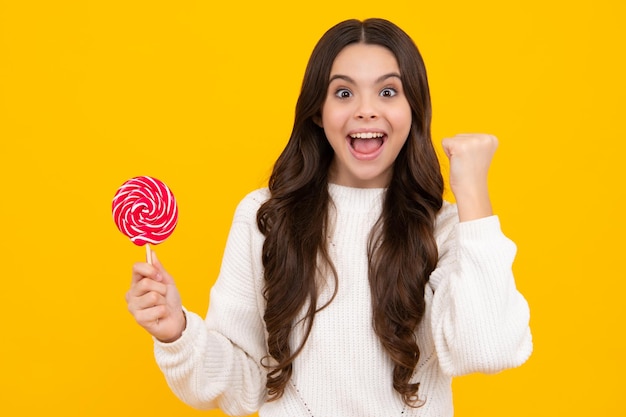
top-left (112, 176), bottom-right (178, 263)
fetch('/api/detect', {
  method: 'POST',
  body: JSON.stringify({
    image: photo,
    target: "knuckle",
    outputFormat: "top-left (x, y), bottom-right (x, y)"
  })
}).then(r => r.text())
top-left (157, 304), bottom-right (168, 317)
top-left (148, 291), bottom-right (160, 305)
top-left (136, 278), bottom-right (151, 292)
top-left (127, 301), bottom-right (138, 315)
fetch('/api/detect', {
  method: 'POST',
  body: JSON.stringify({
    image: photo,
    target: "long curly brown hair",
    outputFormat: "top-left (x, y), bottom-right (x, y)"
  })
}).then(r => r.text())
top-left (256, 18), bottom-right (444, 407)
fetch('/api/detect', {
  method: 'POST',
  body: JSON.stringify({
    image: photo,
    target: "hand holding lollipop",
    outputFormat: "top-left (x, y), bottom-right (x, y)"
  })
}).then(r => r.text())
top-left (112, 176), bottom-right (178, 263)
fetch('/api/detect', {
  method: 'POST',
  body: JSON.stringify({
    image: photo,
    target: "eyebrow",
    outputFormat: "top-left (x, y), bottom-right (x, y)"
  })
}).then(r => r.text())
top-left (328, 72), bottom-right (402, 84)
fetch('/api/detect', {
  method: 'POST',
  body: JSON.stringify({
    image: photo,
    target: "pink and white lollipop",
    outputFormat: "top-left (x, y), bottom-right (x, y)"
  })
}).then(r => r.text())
top-left (112, 176), bottom-right (178, 263)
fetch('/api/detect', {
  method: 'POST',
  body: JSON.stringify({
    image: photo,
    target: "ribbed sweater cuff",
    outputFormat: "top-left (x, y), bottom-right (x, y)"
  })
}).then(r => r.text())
top-left (153, 306), bottom-right (198, 357)
top-left (456, 215), bottom-right (503, 241)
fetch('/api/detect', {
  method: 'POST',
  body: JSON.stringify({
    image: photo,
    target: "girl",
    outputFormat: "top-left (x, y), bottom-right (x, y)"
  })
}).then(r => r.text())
top-left (126, 18), bottom-right (532, 417)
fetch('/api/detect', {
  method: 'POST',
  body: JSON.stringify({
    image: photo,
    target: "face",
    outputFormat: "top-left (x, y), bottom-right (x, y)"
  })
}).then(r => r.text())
top-left (318, 43), bottom-right (412, 188)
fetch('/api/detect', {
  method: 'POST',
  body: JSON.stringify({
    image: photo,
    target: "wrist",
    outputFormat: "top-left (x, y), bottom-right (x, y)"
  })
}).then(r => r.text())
top-left (453, 185), bottom-right (493, 222)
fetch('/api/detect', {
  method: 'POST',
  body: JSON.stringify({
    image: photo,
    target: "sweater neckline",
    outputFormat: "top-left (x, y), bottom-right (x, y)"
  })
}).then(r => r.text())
top-left (328, 183), bottom-right (386, 213)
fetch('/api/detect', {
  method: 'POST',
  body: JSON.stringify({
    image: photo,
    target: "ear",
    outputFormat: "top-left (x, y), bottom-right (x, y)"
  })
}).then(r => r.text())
top-left (312, 114), bottom-right (323, 128)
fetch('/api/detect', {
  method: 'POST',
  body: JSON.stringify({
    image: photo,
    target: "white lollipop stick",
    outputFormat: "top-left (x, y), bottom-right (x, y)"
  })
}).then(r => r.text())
top-left (146, 243), bottom-right (153, 265)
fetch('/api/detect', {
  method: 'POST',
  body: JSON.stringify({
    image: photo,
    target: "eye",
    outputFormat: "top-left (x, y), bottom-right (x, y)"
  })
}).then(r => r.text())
top-left (380, 88), bottom-right (397, 98)
top-left (335, 88), bottom-right (352, 99)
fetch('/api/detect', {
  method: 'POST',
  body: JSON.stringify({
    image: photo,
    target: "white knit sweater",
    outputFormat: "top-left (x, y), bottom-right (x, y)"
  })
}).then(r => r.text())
top-left (154, 184), bottom-right (532, 417)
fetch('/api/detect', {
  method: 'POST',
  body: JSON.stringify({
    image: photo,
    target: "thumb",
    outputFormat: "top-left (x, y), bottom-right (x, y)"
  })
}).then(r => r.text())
top-left (441, 138), bottom-right (452, 159)
top-left (151, 251), bottom-right (176, 285)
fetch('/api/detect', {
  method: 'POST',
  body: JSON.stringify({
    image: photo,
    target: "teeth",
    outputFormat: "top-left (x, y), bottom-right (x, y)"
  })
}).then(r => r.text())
top-left (349, 132), bottom-right (384, 139)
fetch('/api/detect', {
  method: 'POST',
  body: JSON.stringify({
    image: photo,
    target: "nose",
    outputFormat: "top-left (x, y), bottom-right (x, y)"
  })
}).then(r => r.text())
top-left (355, 97), bottom-right (378, 120)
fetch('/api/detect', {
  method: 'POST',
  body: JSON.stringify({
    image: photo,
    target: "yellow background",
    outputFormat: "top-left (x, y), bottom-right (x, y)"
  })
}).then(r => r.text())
top-left (1, 0), bottom-right (624, 415)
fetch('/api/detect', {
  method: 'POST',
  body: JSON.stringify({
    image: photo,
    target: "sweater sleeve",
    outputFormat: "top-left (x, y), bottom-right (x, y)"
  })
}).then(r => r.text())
top-left (152, 191), bottom-right (268, 415)
top-left (428, 203), bottom-right (533, 377)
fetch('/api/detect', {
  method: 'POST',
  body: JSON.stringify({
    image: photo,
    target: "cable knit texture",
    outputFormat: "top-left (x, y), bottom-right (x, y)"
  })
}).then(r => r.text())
top-left (153, 184), bottom-right (532, 417)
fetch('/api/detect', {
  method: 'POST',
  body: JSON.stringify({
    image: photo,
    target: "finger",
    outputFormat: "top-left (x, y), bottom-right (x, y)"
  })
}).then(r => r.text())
top-left (134, 277), bottom-right (168, 297)
top-left (127, 289), bottom-right (168, 321)
top-left (131, 290), bottom-right (166, 311)
top-left (126, 279), bottom-right (167, 312)
top-left (151, 252), bottom-right (176, 285)
top-left (133, 304), bottom-right (166, 327)
top-left (441, 138), bottom-right (450, 158)
top-left (131, 262), bottom-right (158, 285)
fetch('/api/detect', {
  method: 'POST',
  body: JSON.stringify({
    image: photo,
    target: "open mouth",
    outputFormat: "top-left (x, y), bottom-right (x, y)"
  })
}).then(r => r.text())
top-left (348, 132), bottom-right (386, 160)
